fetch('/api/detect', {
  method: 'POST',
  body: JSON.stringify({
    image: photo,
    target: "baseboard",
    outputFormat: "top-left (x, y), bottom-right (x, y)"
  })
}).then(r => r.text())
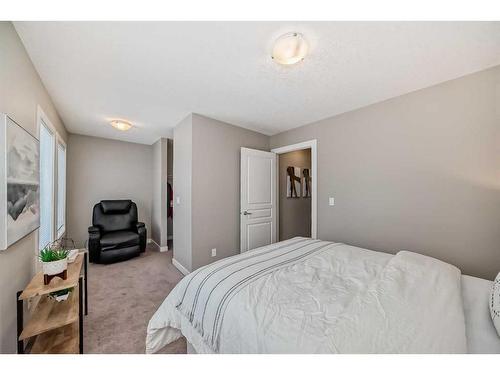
top-left (148, 238), bottom-right (158, 249)
top-left (172, 258), bottom-right (190, 275)
top-left (148, 238), bottom-right (169, 252)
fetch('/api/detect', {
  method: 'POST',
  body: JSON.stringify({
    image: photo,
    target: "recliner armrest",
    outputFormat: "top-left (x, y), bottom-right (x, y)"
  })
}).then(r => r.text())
top-left (88, 226), bottom-right (101, 263)
top-left (136, 222), bottom-right (147, 252)
top-left (88, 226), bottom-right (101, 236)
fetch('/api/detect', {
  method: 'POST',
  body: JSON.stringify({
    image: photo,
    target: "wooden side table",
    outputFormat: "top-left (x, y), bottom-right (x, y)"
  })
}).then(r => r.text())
top-left (16, 252), bottom-right (88, 354)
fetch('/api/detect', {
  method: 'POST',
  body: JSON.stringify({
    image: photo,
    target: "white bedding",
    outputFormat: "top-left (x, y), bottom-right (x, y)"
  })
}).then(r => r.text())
top-left (146, 238), bottom-right (469, 354)
top-left (184, 276), bottom-right (500, 354)
top-left (461, 275), bottom-right (500, 353)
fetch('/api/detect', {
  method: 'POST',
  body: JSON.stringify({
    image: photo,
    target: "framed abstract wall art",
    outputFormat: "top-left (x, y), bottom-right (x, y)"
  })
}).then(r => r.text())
top-left (0, 114), bottom-right (40, 250)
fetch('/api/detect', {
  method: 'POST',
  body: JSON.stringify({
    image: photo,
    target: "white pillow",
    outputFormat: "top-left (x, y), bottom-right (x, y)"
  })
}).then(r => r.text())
top-left (491, 272), bottom-right (500, 337)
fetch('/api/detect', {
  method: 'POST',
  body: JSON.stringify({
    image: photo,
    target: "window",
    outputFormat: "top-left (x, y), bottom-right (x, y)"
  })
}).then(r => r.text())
top-left (39, 119), bottom-right (55, 250)
top-left (56, 140), bottom-right (66, 238)
top-left (38, 107), bottom-right (66, 250)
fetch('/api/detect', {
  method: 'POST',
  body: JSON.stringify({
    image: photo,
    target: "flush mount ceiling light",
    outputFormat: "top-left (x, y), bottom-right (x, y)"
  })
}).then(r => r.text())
top-left (110, 120), bottom-right (133, 131)
top-left (271, 32), bottom-right (308, 65)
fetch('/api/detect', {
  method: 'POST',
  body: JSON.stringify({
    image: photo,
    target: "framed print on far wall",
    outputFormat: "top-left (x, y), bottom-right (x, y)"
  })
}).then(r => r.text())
top-left (302, 168), bottom-right (311, 198)
top-left (0, 114), bottom-right (40, 250)
top-left (286, 166), bottom-right (301, 198)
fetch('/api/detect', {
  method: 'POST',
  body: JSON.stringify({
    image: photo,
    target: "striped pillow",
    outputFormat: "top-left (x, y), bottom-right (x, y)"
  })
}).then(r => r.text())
top-left (491, 272), bottom-right (500, 337)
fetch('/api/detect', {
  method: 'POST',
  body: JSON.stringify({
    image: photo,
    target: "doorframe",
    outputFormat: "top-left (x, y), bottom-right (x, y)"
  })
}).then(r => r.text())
top-left (271, 139), bottom-right (317, 240)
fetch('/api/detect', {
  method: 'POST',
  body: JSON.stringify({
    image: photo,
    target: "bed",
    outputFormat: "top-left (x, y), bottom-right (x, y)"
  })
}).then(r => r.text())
top-left (146, 237), bottom-right (500, 354)
top-left (462, 275), bottom-right (500, 353)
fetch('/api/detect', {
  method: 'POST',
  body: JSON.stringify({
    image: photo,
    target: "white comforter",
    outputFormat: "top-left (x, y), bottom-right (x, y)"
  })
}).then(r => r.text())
top-left (146, 238), bottom-right (467, 353)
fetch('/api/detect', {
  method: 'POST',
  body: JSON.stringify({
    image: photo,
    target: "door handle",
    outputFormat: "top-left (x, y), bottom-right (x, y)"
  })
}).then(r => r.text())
top-left (243, 211), bottom-right (252, 215)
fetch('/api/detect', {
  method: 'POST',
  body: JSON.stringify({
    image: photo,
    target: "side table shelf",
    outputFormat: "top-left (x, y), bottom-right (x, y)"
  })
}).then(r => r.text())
top-left (17, 252), bottom-right (88, 354)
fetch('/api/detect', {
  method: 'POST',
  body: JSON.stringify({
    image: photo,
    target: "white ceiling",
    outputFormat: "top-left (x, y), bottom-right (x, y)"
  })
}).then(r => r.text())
top-left (14, 22), bottom-right (500, 145)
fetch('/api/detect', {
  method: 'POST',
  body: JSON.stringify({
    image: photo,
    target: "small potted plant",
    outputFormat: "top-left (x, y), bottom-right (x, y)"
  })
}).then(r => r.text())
top-left (49, 287), bottom-right (74, 302)
top-left (39, 244), bottom-right (69, 285)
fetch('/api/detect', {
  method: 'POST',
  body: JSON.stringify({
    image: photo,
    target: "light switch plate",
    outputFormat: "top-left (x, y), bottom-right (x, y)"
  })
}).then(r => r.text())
top-left (176, 196), bottom-right (181, 204)
top-left (329, 197), bottom-right (335, 206)
top-left (211, 248), bottom-right (217, 257)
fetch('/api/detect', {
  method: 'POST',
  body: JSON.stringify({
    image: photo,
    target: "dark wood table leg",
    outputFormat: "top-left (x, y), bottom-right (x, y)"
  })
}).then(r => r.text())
top-left (79, 276), bottom-right (83, 354)
top-left (16, 291), bottom-right (24, 354)
top-left (84, 252), bottom-right (88, 316)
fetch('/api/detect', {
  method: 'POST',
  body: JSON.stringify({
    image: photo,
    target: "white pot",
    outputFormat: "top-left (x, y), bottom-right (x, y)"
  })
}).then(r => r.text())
top-left (42, 258), bottom-right (68, 276)
top-left (54, 292), bottom-right (70, 302)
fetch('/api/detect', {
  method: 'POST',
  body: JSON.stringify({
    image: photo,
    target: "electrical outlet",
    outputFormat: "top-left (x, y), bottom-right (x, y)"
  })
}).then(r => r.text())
top-left (329, 197), bottom-right (335, 206)
top-left (211, 248), bottom-right (217, 257)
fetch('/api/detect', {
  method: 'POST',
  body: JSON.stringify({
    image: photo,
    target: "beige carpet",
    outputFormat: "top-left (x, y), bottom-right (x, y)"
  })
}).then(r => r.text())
top-left (84, 244), bottom-right (187, 353)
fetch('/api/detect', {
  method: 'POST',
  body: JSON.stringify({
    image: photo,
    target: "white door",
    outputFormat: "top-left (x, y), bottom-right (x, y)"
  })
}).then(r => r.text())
top-left (240, 147), bottom-right (276, 252)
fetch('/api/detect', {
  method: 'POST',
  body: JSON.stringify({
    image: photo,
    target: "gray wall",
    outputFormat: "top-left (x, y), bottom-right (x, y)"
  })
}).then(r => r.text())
top-left (173, 115), bottom-right (193, 271)
top-left (0, 22), bottom-right (68, 353)
top-left (270, 65), bottom-right (500, 280)
top-left (151, 138), bottom-right (169, 247)
top-left (173, 114), bottom-right (269, 271)
top-left (191, 114), bottom-right (269, 270)
top-left (67, 134), bottom-right (153, 246)
top-left (279, 149), bottom-right (311, 241)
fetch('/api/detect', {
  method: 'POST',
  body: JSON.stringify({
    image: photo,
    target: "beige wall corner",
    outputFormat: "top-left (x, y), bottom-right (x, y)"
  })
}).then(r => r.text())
top-left (151, 138), bottom-right (170, 247)
top-left (190, 114), bottom-right (270, 270)
top-left (173, 114), bottom-right (193, 272)
top-left (66, 134), bottom-right (154, 247)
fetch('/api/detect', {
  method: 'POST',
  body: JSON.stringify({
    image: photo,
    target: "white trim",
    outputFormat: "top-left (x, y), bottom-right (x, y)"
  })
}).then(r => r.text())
top-left (37, 105), bottom-right (56, 137)
top-left (56, 134), bottom-right (66, 239)
top-left (37, 105), bottom-right (67, 245)
top-left (37, 106), bottom-right (57, 250)
top-left (271, 139), bottom-right (318, 240)
top-left (149, 238), bottom-right (169, 252)
top-left (271, 140), bottom-right (316, 154)
top-left (172, 258), bottom-right (190, 275)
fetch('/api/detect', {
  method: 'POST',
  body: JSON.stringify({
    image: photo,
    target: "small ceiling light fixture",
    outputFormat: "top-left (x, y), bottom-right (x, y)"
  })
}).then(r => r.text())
top-left (110, 120), bottom-right (133, 131)
top-left (271, 32), bottom-right (308, 65)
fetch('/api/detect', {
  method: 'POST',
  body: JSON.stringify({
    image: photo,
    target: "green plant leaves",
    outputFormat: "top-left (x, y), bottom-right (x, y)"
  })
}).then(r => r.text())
top-left (39, 246), bottom-right (69, 262)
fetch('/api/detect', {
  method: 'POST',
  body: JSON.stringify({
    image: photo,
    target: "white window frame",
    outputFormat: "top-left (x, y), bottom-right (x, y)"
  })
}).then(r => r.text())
top-left (37, 106), bottom-right (66, 251)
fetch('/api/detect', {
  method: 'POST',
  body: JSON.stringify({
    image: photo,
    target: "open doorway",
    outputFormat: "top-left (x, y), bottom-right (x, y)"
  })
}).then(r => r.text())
top-left (239, 140), bottom-right (317, 253)
top-left (278, 149), bottom-right (311, 241)
top-left (271, 140), bottom-right (317, 241)
top-left (167, 138), bottom-right (173, 250)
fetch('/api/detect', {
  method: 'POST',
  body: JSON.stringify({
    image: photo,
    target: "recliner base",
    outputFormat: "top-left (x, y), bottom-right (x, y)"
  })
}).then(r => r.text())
top-left (94, 245), bottom-right (141, 264)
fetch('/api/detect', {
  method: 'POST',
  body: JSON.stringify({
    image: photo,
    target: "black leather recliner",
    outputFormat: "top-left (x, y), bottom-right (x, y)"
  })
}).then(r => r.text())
top-left (88, 200), bottom-right (146, 264)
